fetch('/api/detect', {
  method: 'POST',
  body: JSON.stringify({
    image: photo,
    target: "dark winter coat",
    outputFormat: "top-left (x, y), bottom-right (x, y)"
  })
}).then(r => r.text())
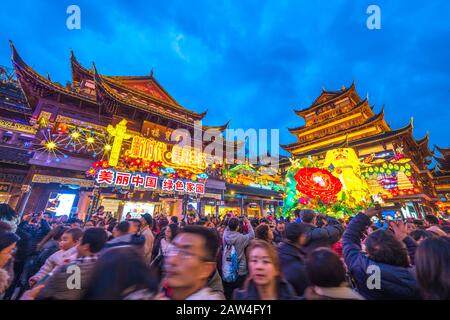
top-left (18, 220), bottom-right (51, 255)
top-left (342, 213), bottom-right (421, 300)
top-left (277, 241), bottom-right (309, 296)
top-left (300, 217), bottom-right (344, 253)
top-left (233, 278), bottom-right (300, 300)
top-left (273, 229), bottom-right (285, 244)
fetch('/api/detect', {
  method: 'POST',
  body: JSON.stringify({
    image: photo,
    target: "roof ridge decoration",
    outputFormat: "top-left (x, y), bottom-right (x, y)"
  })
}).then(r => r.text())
top-left (288, 97), bottom-right (372, 133)
top-left (434, 145), bottom-right (450, 157)
top-left (281, 116), bottom-right (413, 152)
top-left (93, 63), bottom-right (207, 128)
top-left (294, 81), bottom-right (357, 117)
top-left (10, 41), bottom-right (96, 103)
top-left (69, 49), bottom-right (207, 120)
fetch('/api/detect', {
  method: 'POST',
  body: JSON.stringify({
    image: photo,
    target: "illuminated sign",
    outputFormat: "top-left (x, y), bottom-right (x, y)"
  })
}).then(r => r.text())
top-left (103, 118), bottom-right (208, 173)
top-left (0, 118), bottom-right (36, 135)
top-left (170, 144), bottom-right (207, 171)
top-left (130, 136), bottom-right (168, 162)
top-left (95, 169), bottom-right (205, 194)
top-left (107, 119), bottom-right (132, 166)
top-left (128, 134), bottom-right (206, 173)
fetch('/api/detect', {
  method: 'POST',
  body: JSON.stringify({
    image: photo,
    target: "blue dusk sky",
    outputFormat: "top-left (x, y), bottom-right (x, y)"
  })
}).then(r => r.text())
top-left (0, 0), bottom-right (449, 156)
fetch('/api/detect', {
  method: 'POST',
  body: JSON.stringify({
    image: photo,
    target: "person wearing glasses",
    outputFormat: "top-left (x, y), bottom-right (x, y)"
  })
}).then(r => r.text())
top-left (163, 225), bottom-right (225, 300)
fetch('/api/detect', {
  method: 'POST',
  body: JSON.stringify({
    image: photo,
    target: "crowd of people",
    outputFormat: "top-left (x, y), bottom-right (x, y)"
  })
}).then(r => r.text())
top-left (1, 202), bottom-right (449, 300)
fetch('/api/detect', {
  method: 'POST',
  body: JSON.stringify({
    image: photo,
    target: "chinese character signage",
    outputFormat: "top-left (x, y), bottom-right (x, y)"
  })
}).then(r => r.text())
top-left (95, 169), bottom-right (205, 194)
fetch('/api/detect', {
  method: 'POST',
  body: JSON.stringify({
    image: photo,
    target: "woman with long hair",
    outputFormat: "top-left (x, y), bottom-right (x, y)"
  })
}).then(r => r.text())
top-left (82, 246), bottom-right (159, 300)
top-left (415, 237), bottom-right (450, 300)
top-left (233, 240), bottom-right (299, 300)
top-left (159, 224), bottom-right (178, 257)
top-left (254, 224), bottom-right (274, 243)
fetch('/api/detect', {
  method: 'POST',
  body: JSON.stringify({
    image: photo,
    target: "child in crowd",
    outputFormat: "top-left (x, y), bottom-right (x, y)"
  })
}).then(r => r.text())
top-left (28, 228), bottom-right (83, 287)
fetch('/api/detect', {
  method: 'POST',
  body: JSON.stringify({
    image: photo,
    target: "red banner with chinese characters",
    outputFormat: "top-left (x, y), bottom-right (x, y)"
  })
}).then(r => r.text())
top-left (95, 169), bottom-right (205, 194)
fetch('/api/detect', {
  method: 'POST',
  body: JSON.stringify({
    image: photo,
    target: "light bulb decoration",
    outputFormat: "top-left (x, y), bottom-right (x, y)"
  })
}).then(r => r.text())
top-left (36, 128), bottom-right (66, 163)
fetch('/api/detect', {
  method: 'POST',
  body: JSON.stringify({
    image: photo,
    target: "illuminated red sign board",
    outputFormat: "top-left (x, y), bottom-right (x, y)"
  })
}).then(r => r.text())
top-left (95, 169), bottom-right (205, 194)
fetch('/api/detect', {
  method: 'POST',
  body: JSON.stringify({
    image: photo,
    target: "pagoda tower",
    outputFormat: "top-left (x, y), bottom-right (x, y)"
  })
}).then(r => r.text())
top-left (433, 146), bottom-right (450, 214)
top-left (281, 83), bottom-right (438, 215)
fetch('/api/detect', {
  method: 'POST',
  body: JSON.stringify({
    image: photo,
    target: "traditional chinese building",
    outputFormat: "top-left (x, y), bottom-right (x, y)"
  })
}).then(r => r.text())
top-left (0, 65), bottom-right (35, 207)
top-left (220, 161), bottom-right (284, 218)
top-left (281, 83), bottom-right (437, 217)
top-left (433, 146), bottom-right (450, 215)
top-left (8, 41), bottom-right (233, 220)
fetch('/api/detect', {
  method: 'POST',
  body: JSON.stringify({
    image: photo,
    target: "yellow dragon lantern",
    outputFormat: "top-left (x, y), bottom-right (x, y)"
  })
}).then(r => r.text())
top-left (323, 148), bottom-right (371, 207)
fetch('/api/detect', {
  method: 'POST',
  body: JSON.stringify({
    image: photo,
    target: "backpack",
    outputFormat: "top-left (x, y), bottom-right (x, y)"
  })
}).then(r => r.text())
top-left (222, 240), bottom-right (239, 283)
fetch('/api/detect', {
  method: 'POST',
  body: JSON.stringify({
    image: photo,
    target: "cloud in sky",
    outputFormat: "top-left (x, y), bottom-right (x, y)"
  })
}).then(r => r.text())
top-left (0, 0), bottom-right (449, 155)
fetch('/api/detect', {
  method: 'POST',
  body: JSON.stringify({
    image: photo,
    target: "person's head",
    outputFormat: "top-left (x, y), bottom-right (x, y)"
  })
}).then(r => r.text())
top-left (0, 221), bottom-right (12, 232)
top-left (228, 217), bottom-right (239, 232)
top-left (158, 217), bottom-right (169, 230)
top-left (300, 209), bottom-right (316, 224)
top-left (68, 218), bottom-right (83, 229)
top-left (77, 228), bottom-right (108, 257)
top-left (0, 230), bottom-right (20, 268)
top-left (125, 212), bottom-right (132, 219)
top-left (255, 224), bottom-right (274, 242)
top-left (365, 229), bottom-right (409, 267)
top-left (405, 221), bottom-right (417, 233)
top-left (59, 228), bottom-right (83, 251)
top-left (140, 214), bottom-right (153, 228)
top-left (58, 215), bottom-right (69, 224)
top-left (97, 206), bottom-right (105, 214)
top-left (83, 246), bottom-right (158, 299)
top-left (164, 225), bottom-right (218, 294)
top-left (113, 221), bottom-right (130, 238)
top-left (170, 216), bottom-right (179, 225)
top-left (84, 220), bottom-right (96, 229)
top-left (409, 229), bottom-right (437, 244)
top-left (367, 224), bottom-right (378, 234)
top-left (0, 203), bottom-right (17, 221)
top-left (250, 218), bottom-right (259, 228)
top-left (247, 240), bottom-right (281, 287)
top-left (165, 224), bottom-right (179, 242)
top-left (413, 219), bottom-right (424, 229)
top-left (305, 248), bottom-right (346, 288)
top-left (51, 225), bottom-right (68, 241)
top-left (43, 212), bottom-right (53, 222)
top-left (107, 221), bottom-right (118, 234)
top-left (415, 237), bottom-right (450, 300)
top-left (128, 219), bottom-right (141, 234)
top-left (425, 215), bottom-right (439, 227)
top-left (285, 222), bottom-right (308, 246)
top-left (293, 208), bottom-right (301, 218)
top-left (276, 220), bottom-right (285, 233)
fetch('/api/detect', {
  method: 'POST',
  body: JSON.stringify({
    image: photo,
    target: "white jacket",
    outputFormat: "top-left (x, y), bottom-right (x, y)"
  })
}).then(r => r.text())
top-left (32, 246), bottom-right (78, 282)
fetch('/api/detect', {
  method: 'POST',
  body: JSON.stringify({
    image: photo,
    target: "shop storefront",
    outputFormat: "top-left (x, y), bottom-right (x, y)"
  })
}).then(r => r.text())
top-left (224, 183), bottom-right (282, 218)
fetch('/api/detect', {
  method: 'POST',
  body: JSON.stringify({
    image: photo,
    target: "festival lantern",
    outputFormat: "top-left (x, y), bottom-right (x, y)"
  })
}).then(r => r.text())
top-left (294, 167), bottom-right (342, 203)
